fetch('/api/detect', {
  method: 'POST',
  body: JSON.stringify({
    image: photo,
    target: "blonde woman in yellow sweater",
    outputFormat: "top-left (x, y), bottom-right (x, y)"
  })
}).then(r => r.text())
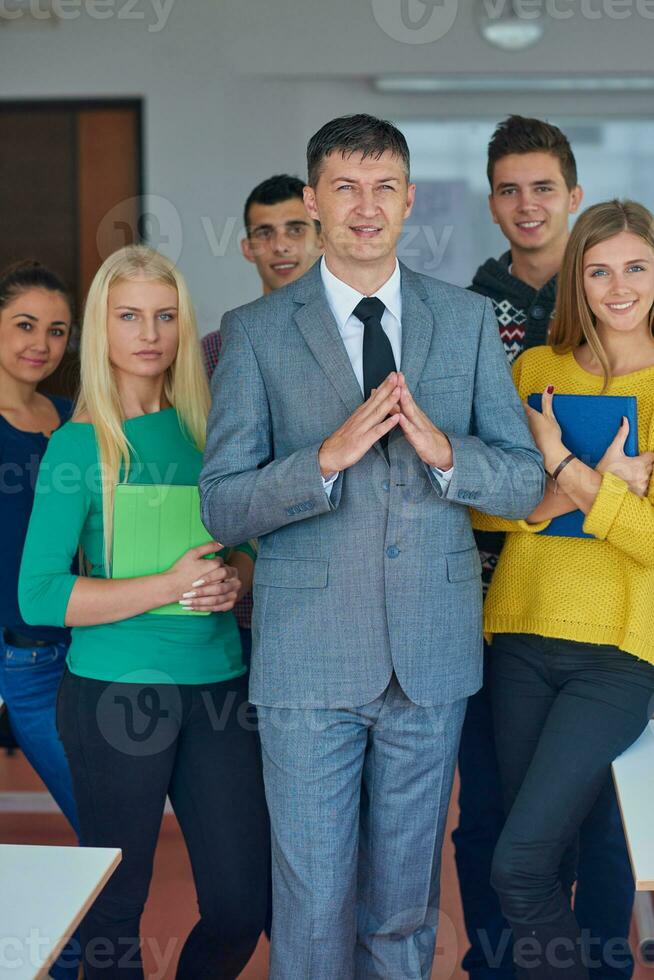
top-left (474, 200), bottom-right (654, 980)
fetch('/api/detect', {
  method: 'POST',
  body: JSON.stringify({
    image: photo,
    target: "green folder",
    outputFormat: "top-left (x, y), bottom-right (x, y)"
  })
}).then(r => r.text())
top-left (112, 484), bottom-right (216, 615)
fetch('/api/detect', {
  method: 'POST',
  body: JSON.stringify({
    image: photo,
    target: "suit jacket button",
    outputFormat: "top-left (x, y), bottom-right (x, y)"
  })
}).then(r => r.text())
top-left (386, 545), bottom-right (400, 558)
top-left (382, 480), bottom-right (390, 492)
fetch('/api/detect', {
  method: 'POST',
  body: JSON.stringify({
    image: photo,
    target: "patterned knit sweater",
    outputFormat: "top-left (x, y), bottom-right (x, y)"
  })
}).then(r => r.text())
top-left (472, 345), bottom-right (654, 665)
top-left (470, 250), bottom-right (556, 364)
top-left (470, 251), bottom-right (557, 591)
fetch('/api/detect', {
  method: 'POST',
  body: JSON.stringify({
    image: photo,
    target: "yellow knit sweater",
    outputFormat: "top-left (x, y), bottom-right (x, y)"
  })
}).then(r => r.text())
top-left (473, 345), bottom-right (654, 665)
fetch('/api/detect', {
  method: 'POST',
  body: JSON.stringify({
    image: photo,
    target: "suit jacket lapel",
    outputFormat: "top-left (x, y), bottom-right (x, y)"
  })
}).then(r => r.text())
top-left (386, 264), bottom-right (436, 454)
top-left (292, 265), bottom-right (389, 463)
top-left (291, 263), bottom-right (363, 413)
top-left (293, 294), bottom-right (364, 418)
top-left (398, 263), bottom-right (435, 393)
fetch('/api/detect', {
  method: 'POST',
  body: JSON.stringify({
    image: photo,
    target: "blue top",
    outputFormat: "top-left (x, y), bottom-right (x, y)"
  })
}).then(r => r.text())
top-left (1, 394), bottom-right (72, 644)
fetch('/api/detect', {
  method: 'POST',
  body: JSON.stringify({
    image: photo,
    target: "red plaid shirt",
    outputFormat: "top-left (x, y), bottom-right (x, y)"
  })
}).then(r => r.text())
top-left (202, 330), bottom-right (253, 631)
top-left (202, 329), bottom-right (223, 375)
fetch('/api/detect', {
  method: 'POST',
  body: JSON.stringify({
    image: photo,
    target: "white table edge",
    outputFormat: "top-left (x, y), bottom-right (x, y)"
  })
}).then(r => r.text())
top-left (34, 847), bottom-right (122, 980)
top-left (611, 752), bottom-right (654, 893)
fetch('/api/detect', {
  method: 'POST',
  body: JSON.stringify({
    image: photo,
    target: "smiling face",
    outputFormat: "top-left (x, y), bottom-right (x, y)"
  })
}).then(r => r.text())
top-left (489, 151), bottom-right (582, 257)
top-left (241, 198), bottom-right (322, 294)
top-left (0, 288), bottom-right (71, 387)
top-left (583, 230), bottom-right (654, 339)
top-left (106, 276), bottom-right (179, 386)
top-left (303, 150), bottom-right (415, 276)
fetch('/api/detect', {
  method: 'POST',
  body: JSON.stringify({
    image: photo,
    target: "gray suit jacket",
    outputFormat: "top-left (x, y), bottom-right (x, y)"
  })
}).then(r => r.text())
top-left (200, 262), bottom-right (544, 708)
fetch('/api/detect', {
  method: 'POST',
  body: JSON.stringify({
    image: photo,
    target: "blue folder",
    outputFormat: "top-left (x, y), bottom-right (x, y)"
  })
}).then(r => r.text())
top-left (527, 393), bottom-right (638, 538)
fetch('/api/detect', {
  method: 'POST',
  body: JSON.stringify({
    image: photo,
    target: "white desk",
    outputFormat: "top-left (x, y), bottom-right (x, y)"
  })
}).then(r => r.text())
top-left (0, 844), bottom-right (121, 980)
top-left (612, 721), bottom-right (654, 961)
top-left (612, 720), bottom-right (654, 891)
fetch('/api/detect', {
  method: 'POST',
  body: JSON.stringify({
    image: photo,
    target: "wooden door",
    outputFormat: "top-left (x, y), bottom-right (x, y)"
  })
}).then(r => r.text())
top-left (0, 100), bottom-right (142, 397)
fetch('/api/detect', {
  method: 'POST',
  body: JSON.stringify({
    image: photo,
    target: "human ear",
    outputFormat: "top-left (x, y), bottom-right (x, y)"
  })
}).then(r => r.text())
top-left (240, 237), bottom-right (257, 265)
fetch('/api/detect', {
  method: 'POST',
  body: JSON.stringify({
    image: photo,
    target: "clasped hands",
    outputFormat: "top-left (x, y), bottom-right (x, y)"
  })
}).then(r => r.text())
top-left (318, 371), bottom-right (453, 478)
top-left (525, 385), bottom-right (654, 498)
top-left (167, 543), bottom-right (241, 613)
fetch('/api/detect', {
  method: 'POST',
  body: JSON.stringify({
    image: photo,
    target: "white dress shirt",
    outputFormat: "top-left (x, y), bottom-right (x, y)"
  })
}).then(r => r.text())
top-left (321, 256), bottom-right (403, 394)
top-left (319, 257), bottom-right (453, 492)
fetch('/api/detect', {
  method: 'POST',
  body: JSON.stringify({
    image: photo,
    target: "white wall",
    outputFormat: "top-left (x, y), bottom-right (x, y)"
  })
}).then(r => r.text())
top-left (1, 0), bottom-right (652, 329)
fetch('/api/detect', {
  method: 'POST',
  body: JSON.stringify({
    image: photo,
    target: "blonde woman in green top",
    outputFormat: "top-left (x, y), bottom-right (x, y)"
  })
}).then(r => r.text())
top-left (19, 246), bottom-right (269, 979)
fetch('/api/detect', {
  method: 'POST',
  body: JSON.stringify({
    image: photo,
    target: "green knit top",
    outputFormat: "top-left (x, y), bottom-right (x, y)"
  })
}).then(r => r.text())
top-left (19, 408), bottom-right (253, 684)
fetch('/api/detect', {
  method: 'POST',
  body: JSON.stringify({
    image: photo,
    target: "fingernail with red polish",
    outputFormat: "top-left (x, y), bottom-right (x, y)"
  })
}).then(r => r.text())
top-left (546, 385), bottom-right (554, 394)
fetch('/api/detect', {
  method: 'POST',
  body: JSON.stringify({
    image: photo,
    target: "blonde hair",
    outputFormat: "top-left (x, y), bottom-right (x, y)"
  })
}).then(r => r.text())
top-left (550, 199), bottom-right (654, 390)
top-left (74, 245), bottom-right (210, 573)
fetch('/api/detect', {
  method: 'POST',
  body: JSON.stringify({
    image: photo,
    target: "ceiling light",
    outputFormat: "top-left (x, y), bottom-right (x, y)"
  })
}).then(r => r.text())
top-left (478, 0), bottom-right (544, 50)
top-left (373, 75), bottom-right (654, 94)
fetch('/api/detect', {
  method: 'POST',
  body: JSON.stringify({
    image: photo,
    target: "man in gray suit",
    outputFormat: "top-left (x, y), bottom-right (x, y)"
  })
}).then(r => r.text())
top-left (200, 114), bottom-right (544, 980)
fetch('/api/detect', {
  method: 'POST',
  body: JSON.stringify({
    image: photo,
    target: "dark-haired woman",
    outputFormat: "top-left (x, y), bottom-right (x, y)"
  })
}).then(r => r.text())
top-left (0, 262), bottom-right (79, 980)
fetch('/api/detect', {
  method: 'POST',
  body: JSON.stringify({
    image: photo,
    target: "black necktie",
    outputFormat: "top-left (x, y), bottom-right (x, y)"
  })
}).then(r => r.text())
top-left (354, 297), bottom-right (396, 400)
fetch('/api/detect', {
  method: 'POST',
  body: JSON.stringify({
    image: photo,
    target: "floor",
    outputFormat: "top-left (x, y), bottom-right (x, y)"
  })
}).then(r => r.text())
top-left (0, 748), bottom-right (651, 979)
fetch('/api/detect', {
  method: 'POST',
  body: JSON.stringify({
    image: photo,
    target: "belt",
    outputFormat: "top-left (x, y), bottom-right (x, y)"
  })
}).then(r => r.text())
top-left (3, 628), bottom-right (48, 649)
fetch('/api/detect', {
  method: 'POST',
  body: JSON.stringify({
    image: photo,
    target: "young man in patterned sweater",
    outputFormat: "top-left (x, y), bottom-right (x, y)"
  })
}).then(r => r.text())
top-left (455, 116), bottom-right (636, 980)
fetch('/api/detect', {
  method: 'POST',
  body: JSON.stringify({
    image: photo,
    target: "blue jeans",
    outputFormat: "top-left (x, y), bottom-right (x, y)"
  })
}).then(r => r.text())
top-left (454, 645), bottom-right (636, 980)
top-left (0, 632), bottom-right (81, 980)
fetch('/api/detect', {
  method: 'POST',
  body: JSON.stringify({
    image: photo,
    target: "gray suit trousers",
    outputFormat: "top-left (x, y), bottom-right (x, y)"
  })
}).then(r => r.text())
top-left (258, 675), bottom-right (467, 980)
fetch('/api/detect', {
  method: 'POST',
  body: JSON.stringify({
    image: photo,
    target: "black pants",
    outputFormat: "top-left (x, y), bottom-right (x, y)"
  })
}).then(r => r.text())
top-left (490, 634), bottom-right (654, 980)
top-left (57, 668), bottom-right (270, 979)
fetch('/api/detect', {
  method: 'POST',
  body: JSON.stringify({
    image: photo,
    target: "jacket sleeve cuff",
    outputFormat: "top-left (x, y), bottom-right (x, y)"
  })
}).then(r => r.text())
top-left (583, 471), bottom-right (629, 540)
top-left (428, 463), bottom-right (454, 495)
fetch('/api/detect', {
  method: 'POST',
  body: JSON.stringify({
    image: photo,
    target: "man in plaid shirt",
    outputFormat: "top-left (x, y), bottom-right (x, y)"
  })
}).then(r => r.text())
top-left (202, 173), bottom-right (321, 662)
